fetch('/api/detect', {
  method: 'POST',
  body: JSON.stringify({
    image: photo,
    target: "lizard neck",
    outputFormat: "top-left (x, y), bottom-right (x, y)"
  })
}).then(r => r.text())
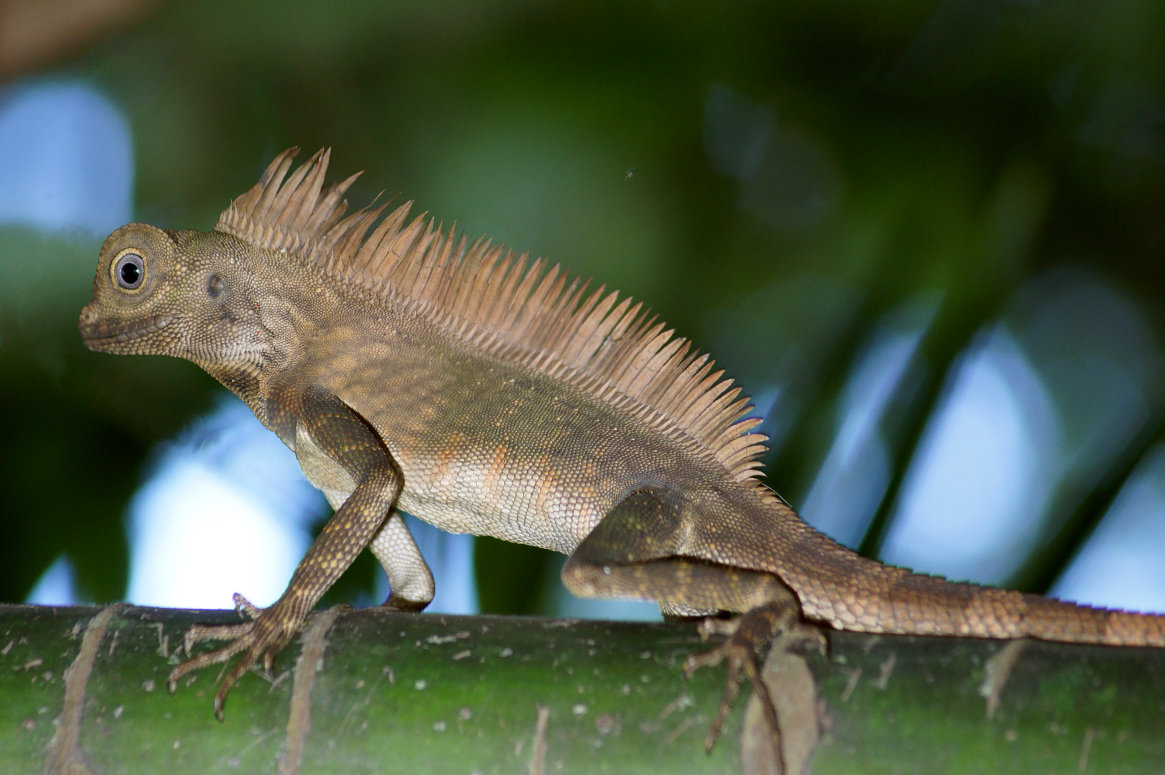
top-left (194, 237), bottom-right (353, 431)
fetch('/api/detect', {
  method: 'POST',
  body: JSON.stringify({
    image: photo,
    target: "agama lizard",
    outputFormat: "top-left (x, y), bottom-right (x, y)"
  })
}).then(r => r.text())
top-left (79, 148), bottom-right (1165, 747)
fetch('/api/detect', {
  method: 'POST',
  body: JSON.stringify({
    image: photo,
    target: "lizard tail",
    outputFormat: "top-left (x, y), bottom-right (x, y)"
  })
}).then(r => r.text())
top-left (788, 549), bottom-right (1165, 647)
top-left (742, 490), bottom-right (1165, 647)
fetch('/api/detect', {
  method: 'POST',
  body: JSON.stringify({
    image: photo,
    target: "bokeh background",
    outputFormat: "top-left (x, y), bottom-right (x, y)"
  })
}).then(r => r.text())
top-left (1, 0), bottom-right (1163, 618)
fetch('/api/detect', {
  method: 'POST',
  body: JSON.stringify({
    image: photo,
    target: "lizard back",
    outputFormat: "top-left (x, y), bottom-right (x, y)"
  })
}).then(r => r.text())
top-left (216, 148), bottom-right (771, 491)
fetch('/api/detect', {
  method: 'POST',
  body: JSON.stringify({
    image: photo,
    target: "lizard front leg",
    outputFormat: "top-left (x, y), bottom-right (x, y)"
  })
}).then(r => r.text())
top-left (167, 387), bottom-right (403, 719)
top-left (369, 511), bottom-right (434, 611)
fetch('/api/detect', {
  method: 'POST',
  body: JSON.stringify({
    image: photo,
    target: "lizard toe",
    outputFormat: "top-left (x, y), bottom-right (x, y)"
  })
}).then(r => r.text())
top-left (170, 598), bottom-right (306, 718)
top-left (684, 600), bottom-right (819, 753)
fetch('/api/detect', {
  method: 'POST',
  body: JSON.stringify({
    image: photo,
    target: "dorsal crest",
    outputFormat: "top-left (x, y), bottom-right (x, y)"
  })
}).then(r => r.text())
top-left (217, 148), bottom-right (769, 481)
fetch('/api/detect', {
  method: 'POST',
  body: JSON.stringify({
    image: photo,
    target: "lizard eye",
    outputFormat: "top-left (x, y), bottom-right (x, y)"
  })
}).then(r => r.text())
top-left (113, 252), bottom-right (146, 290)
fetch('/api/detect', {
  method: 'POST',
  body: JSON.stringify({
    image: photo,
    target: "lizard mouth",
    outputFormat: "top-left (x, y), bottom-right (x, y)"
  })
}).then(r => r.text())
top-left (78, 311), bottom-right (172, 352)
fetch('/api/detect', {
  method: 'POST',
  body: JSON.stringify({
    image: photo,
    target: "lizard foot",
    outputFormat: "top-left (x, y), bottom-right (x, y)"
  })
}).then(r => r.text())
top-left (379, 592), bottom-right (429, 612)
top-left (167, 593), bottom-right (304, 720)
top-left (683, 603), bottom-right (826, 752)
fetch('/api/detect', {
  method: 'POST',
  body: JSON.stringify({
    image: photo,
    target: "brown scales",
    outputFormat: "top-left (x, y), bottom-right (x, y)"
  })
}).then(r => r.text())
top-left (80, 147), bottom-right (1165, 755)
top-left (216, 147), bottom-right (769, 483)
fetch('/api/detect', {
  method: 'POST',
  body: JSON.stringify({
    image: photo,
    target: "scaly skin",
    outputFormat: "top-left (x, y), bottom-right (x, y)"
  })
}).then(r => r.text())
top-left (79, 148), bottom-right (1165, 748)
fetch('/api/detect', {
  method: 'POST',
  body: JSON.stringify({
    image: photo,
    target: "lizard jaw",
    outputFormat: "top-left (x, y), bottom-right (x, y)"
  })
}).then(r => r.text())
top-left (78, 310), bottom-right (173, 353)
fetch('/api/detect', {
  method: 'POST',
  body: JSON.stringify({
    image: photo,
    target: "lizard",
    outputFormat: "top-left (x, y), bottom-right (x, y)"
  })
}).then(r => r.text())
top-left (79, 147), bottom-right (1165, 749)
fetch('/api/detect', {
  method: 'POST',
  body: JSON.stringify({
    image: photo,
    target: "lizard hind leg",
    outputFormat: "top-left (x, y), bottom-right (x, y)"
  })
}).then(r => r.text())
top-left (562, 485), bottom-right (827, 753)
top-left (562, 484), bottom-right (808, 614)
top-left (561, 484), bottom-right (707, 604)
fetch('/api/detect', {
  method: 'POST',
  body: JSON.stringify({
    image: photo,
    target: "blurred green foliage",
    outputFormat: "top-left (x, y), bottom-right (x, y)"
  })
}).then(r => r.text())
top-left (1, 0), bottom-right (1162, 610)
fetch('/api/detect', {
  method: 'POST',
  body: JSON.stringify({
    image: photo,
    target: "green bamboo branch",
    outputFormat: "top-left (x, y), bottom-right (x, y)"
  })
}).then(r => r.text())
top-left (2, 604), bottom-right (1161, 774)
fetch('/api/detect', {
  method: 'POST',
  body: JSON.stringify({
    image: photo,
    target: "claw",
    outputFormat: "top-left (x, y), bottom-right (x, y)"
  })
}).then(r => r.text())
top-left (212, 653), bottom-right (257, 721)
top-left (233, 593), bottom-right (262, 619)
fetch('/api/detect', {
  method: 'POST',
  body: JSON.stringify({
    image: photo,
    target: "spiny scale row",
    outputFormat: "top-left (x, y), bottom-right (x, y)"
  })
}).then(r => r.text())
top-left (217, 147), bottom-right (769, 482)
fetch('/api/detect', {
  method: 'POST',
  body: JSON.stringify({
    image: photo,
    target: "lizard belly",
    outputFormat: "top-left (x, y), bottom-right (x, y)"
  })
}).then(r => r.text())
top-left (395, 455), bottom-right (598, 555)
top-left (292, 414), bottom-right (599, 553)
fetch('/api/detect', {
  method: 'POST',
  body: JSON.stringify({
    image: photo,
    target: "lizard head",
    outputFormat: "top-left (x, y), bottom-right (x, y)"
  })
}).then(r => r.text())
top-left (79, 223), bottom-right (269, 369)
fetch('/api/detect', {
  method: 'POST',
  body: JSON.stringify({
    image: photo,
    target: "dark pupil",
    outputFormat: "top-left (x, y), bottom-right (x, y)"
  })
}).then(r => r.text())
top-left (119, 258), bottom-right (142, 287)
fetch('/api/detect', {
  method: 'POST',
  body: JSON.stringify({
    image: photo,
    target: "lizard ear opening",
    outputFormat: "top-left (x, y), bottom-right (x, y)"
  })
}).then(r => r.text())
top-left (112, 250), bottom-right (146, 292)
